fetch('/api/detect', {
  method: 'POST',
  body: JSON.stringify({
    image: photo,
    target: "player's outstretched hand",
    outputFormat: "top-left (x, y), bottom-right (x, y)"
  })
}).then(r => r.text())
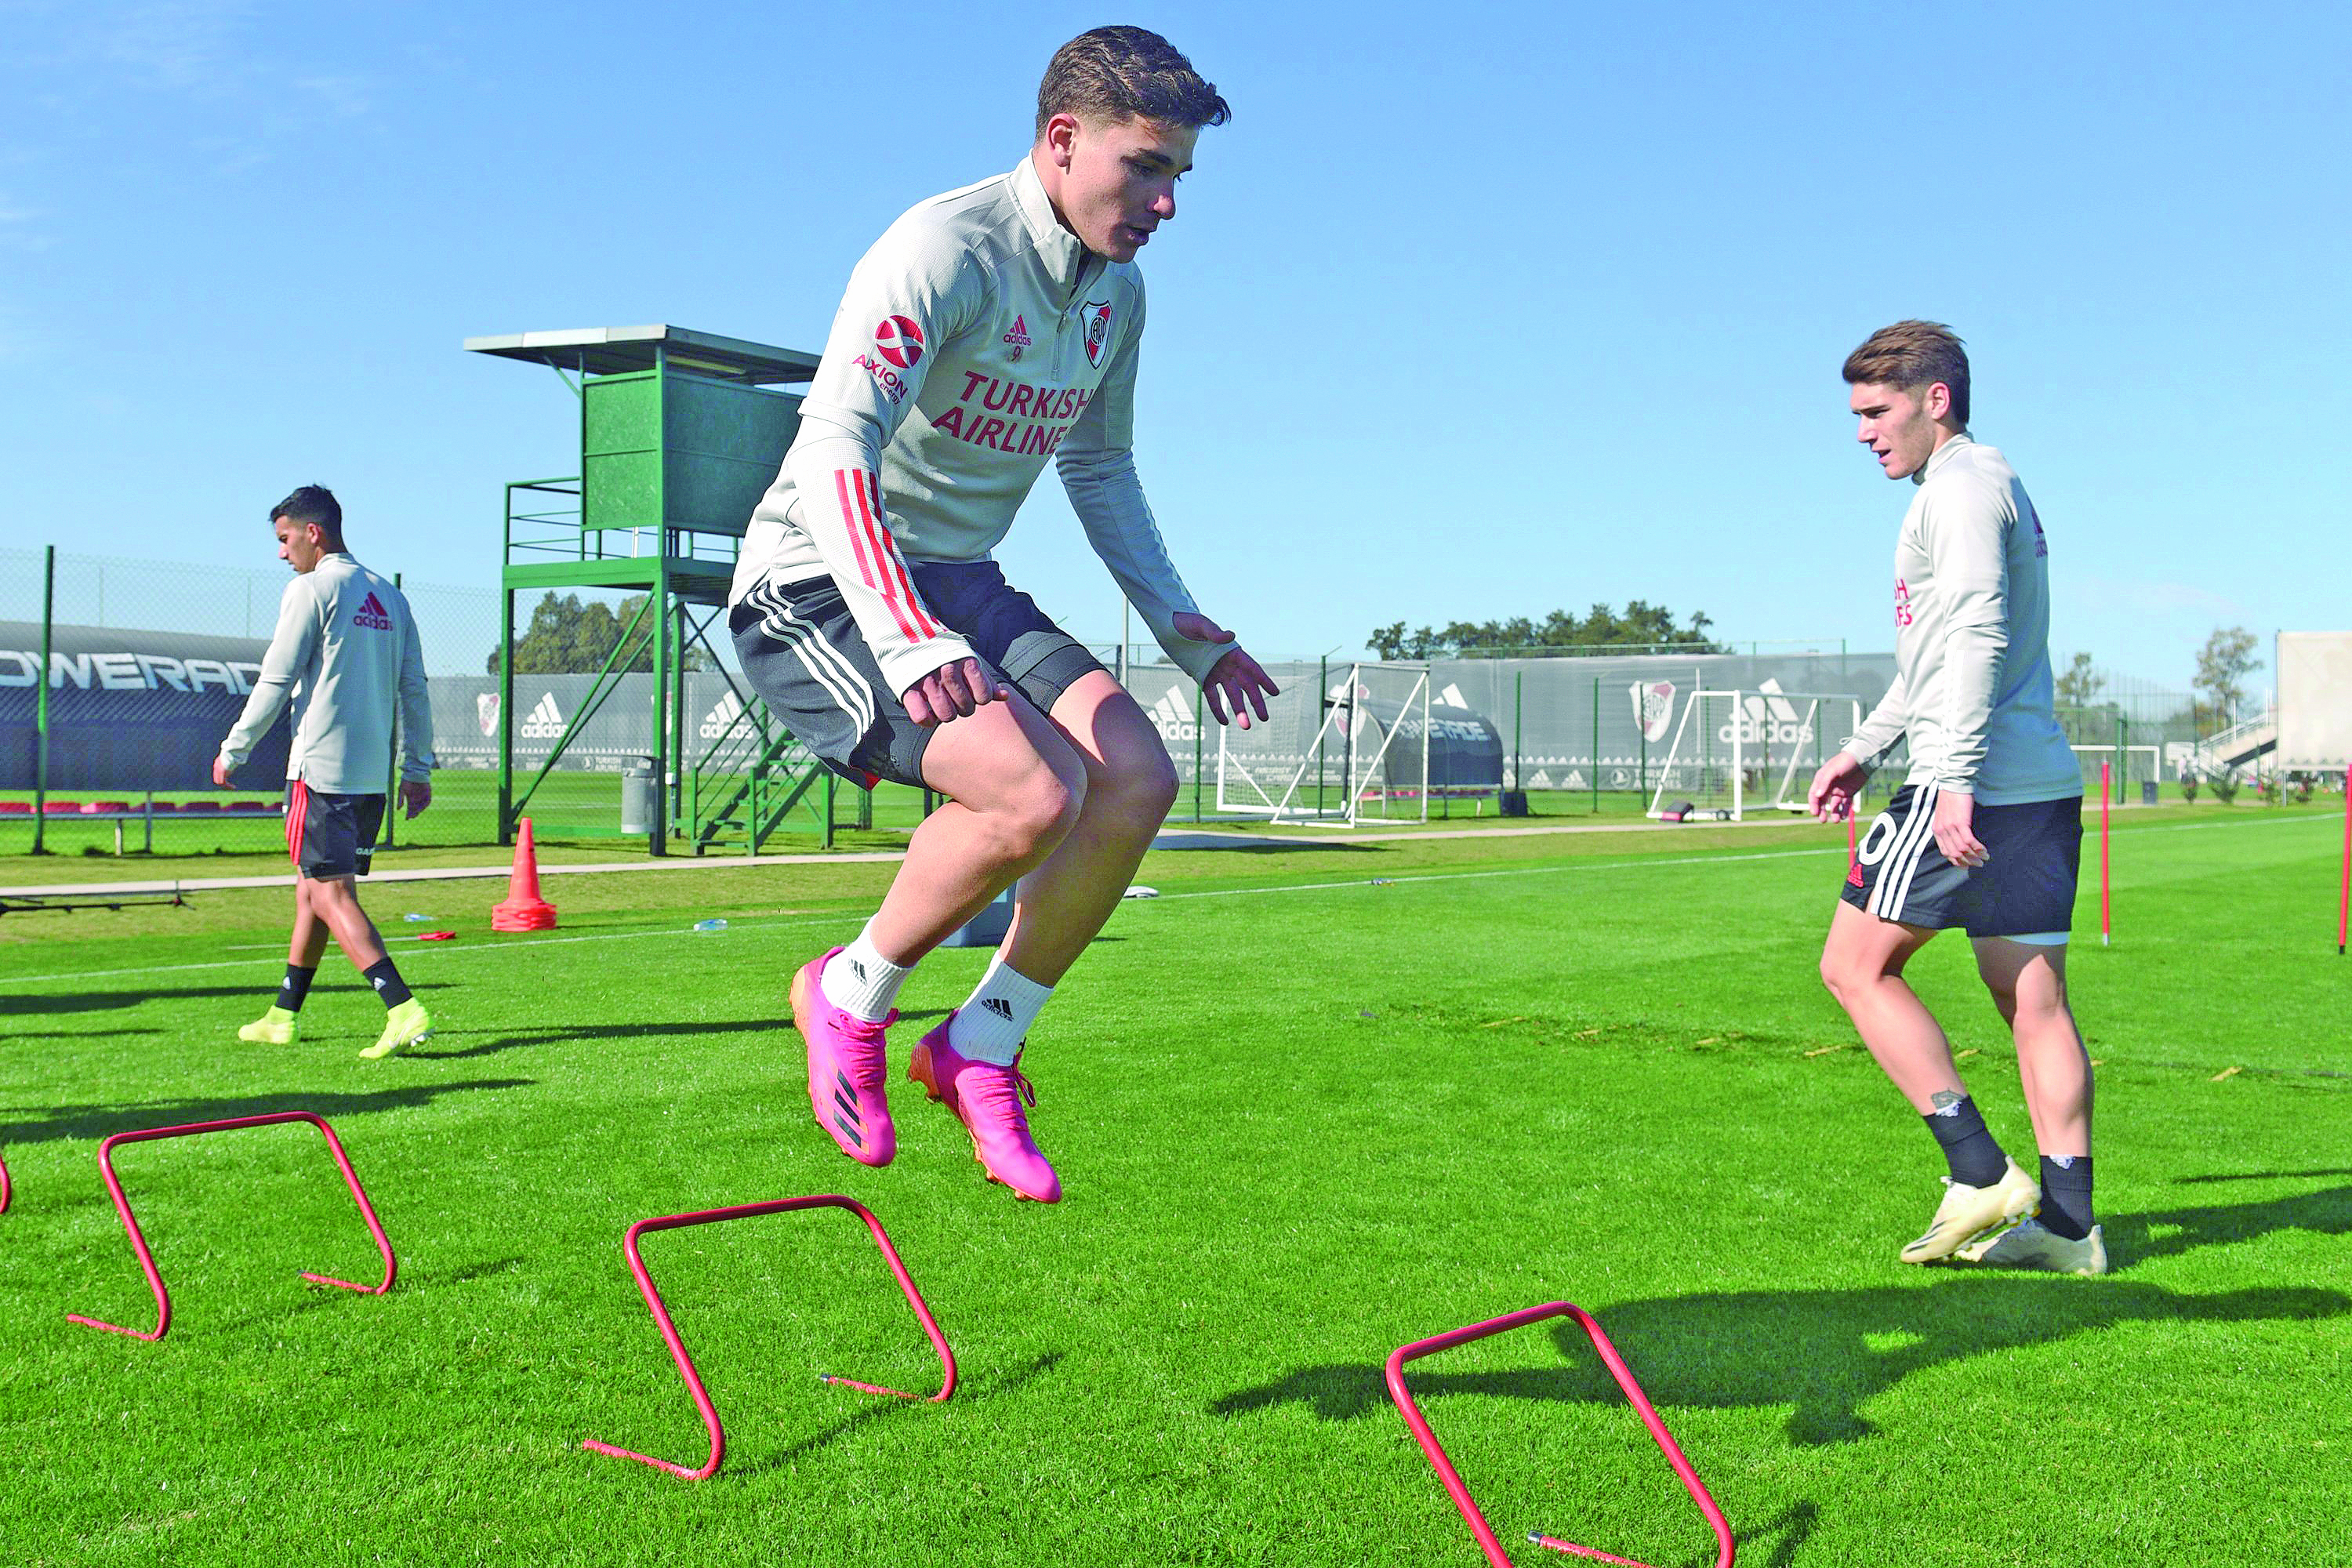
top-left (1806, 750), bottom-right (1867, 822)
top-left (1931, 787), bottom-right (1989, 869)
top-left (401, 779), bottom-right (432, 819)
top-left (1174, 612), bottom-right (1278, 730)
top-left (210, 755), bottom-right (234, 789)
top-left (902, 657), bottom-right (1012, 728)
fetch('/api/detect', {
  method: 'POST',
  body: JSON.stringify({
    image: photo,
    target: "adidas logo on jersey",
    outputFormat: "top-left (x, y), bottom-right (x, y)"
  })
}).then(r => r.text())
top-left (980, 997), bottom-right (1014, 1021)
top-left (521, 693), bottom-right (568, 740)
top-left (352, 590), bottom-right (393, 631)
top-left (1145, 684), bottom-right (1197, 743)
top-left (1002, 313), bottom-right (1031, 361)
top-left (699, 689), bottom-right (746, 740)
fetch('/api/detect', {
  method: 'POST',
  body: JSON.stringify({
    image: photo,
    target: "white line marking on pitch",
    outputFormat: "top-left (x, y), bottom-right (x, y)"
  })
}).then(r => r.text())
top-left (0, 811), bottom-right (2325, 989)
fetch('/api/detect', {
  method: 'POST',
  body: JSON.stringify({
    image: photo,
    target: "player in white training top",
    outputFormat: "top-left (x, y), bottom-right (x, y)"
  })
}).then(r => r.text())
top-left (733, 27), bottom-right (1276, 1202)
top-left (1807, 322), bottom-right (2106, 1276)
top-left (217, 485), bottom-right (439, 1062)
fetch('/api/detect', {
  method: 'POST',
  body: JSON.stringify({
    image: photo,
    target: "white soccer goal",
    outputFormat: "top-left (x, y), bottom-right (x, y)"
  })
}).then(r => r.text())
top-left (1646, 686), bottom-right (1863, 822)
top-left (1217, 661), bottom-right (1431, 827)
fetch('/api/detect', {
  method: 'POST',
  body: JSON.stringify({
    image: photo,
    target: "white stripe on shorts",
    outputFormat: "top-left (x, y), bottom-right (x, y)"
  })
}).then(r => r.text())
top-left (1869, 782), bottom-right (1939, 921)
top-left (753, 584), bottom-right (877, 737)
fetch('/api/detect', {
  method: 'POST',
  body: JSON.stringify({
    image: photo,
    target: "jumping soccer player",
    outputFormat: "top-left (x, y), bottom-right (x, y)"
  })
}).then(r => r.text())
top-left (1807, 321), bottom-right (2105, 1275)
top-left (218, 485), bottom-right (437, 1061)
top-left (732, 27), bottom-right (1276, 1203)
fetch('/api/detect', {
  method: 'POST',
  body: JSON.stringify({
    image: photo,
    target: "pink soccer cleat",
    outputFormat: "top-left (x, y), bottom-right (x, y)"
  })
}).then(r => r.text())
top-left (907, 1019), bottom-right (1060, 1203)
top-left (789, 949), bottom-right (896, 1167)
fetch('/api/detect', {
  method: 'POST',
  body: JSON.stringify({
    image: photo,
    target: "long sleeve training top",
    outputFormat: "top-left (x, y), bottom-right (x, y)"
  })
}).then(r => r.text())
top-left (726, 153), bottom-right (1223, 698)
top-left (218, 554), bottom-right (434, 793)
top-left (1840, 435), bottom-right (2081, 804)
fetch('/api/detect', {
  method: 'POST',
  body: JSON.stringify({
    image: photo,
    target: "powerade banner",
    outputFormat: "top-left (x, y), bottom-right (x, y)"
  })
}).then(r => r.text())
top-left (0, 621), bottom-right (292, 790)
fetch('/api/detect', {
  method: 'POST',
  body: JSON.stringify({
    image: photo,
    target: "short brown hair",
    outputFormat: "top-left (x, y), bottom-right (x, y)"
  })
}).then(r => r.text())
top-left (1842, 320), bottom-right (1970, 426)
top-left (1035, 26), bottom-right (1229, 137)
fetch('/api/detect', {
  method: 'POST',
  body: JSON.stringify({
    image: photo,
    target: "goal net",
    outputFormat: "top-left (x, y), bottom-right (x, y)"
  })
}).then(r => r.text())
top-left (1216, 661), bottom-right (1432, 826)
top-left (1646, 686), bottom-right (1864, 821)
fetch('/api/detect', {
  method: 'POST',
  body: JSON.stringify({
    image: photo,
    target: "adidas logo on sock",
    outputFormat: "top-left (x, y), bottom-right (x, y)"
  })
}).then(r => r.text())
top-left (371, 976), bottom-right (387, 991)
top-left (981, 997), bottom-right (1014, 1021)
top-left (521, 693), bottom-right (568, 739)
top-left (849, 960), bottom-right (866, 982)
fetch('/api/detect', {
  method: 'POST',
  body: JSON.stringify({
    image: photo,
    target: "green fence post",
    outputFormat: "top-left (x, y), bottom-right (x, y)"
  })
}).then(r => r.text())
top-left (498, 584), bottom-right (516, 846)
top-left (2114, 713), bottom-right (2125, 804)
top-left (1513, 670), bottom-right (1523, 803)
top-left (1590, 675), bottom-right (1601, 814)
top-left (33, 546), bottom-right (53, 855)
top-left (1193, 687), bottom-right (1204, 822)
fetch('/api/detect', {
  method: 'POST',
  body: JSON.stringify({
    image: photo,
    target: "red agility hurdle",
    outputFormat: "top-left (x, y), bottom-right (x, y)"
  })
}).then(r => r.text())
top-left (67, 1111), bottom-right (397, 1341)
top-left (1, 1151), bottom-right (11, 1213)
top-left (582, 1194), bottom-right (956, 1481)
top-left (1386, 1301), bottom-right (1734, 1568)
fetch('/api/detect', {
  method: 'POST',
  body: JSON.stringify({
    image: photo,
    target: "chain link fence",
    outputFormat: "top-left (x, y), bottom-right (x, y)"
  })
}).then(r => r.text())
top-left (7, 543), bottom-right (1922, 859)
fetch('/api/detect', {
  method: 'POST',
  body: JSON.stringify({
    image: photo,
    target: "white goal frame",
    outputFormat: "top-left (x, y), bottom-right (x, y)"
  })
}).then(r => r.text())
top-left (1647, 689), bottom-right (1863, 822)
top-left (1216, 662), bottom-right (1431, 828)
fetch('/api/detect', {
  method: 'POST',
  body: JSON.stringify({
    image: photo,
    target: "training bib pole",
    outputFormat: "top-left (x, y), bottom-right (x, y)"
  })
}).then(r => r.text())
top-left (2100, 762), bottom-right (2112, 948)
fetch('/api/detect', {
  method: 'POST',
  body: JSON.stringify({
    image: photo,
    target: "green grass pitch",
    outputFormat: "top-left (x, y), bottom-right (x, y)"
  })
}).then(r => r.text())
top-left (2, 805), bottom-right (2346, 1565)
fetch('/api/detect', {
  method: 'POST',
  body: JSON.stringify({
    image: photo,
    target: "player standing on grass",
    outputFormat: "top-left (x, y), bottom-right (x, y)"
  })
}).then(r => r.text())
top-left (732, 27), bottom-right (1276, 1203)
top-left (218, 485), bottom-right (438, 1062)
top-left (1807, 322), bottom-right (2106, 1275)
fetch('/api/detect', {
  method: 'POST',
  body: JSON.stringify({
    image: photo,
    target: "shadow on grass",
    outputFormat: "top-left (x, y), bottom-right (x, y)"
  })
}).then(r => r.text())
top-left (2175, 1168), bottom-right (2352, 1184)
top-left (7, 1028), bottom-right (165, 1040)
top-left (412, 1009), bottom-right (960, 1062)
top-left (2103, 1185), bottom-right (2352, 1262)
top-left (0, 982), bottom-right (450, 1017)
top-left (1212, 1276), bottom-right (2347, 1446)
top-left (0, 1079), bottom-right (535, 1145)
top-left (724, 1351), bottom-right (1065, 1480)
top-left (1149, 834), bottom-right (1381, 855)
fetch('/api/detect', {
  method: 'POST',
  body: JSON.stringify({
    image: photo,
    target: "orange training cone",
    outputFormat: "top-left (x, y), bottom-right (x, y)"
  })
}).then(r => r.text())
top-left (492, 816), bottom-right (558, 931)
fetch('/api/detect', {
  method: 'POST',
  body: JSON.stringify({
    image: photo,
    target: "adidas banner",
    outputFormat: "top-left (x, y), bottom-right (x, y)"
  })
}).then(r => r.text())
top-left (0, 619), bottom-right (292, 789)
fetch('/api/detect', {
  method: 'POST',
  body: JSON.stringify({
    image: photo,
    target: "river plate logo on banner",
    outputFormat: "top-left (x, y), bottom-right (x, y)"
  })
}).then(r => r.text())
top-left (477, 693), bottom-right (500, 738)
top-left (1631, 680), bottom-right (1676, 743)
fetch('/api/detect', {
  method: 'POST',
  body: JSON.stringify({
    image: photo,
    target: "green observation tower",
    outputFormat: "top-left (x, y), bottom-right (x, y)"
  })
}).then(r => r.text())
top-left (466, 324), bottom-right (848, 855)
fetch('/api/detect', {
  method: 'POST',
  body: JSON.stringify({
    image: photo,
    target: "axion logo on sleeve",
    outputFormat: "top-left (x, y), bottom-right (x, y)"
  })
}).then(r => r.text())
top-left (873, 315), bottom-right (925, 368)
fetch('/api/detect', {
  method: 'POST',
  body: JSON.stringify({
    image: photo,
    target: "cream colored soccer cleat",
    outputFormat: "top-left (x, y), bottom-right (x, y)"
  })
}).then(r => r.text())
top-left (237, 1006), bottom-right (300, 1046)
top-left (359, 998), bottom-right (435, 1060)
top-left (1960, 1217), bottom-right (2109, 1276)
top-left (1899, 1156), bottom-right (2039, 1265)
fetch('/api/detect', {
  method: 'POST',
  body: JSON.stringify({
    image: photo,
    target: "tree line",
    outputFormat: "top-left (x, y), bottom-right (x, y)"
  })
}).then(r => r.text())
top-left (1369, 601), bottom-right (1725, 661)
top-left (488, 592), bottom-right (711, 676)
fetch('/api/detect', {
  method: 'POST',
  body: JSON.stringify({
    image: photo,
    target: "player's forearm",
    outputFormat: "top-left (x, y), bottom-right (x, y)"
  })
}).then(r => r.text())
top-left (1842, 673), bottom-right (1911, 775)
top-left (785, 424), bottom-right (975, 695)
top-left (1937, 617), bottom-right (2007, 790)
top-left (1058, 449), bottom-right (1225, 684)
top-left (219, 601), bottom-right (313, 765)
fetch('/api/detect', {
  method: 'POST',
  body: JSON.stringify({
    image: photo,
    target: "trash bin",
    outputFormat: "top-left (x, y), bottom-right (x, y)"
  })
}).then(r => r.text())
top-left (941, 885), bottom-right (1015, 948)
top-left (1498, 789), bottom-right (1530, 818)
top-left (2141, 780), bottom-right (2158, 807)
top-left (621, 764), bottom-right (656, 836)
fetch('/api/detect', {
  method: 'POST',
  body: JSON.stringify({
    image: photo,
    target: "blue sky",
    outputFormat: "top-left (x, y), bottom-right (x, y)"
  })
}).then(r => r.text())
top-left (2, 1), bottom-right (2344, 694)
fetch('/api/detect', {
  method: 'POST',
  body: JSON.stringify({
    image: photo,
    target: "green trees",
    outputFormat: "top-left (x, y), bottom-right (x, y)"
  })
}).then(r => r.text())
top-left (488, 593), bottom-right (710, 676)
top-left (1368, 601), bottom-right (1724, 660)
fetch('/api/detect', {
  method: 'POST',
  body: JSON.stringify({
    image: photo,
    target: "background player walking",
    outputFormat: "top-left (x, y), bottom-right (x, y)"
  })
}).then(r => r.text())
top-left (217, 485), bottom-right (437, 1061)
top-left (734, 28), bottom-right (1277, 1203)
top-left (1808, 322), bottom-right (2106, 1275)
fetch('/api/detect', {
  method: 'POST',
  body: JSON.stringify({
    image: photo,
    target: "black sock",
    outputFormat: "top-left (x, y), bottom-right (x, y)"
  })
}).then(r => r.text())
top-left (2038, 1155), bottom-right (2095, 1240)
top-left (1923, 1095), bottom-right (2007, 1188)
top-left (276, 964), bottom-right (318, 1014)
top-left (361, 959), bottom-right (412, 1010)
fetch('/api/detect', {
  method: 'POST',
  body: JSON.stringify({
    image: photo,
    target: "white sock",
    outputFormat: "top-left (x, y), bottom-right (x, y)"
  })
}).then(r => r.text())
top-left (819, 924), bottom-right (913, 1022)
top-left (947, 954), bottom-right (1053, 1065)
